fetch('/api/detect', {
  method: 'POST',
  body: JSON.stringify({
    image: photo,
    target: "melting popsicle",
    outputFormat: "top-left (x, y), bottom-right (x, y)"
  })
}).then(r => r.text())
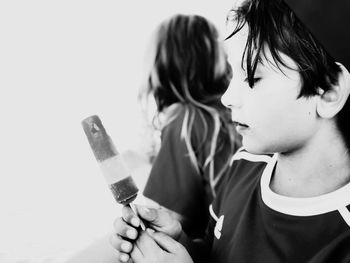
top-left (82, 115), bottom-right (145, 229)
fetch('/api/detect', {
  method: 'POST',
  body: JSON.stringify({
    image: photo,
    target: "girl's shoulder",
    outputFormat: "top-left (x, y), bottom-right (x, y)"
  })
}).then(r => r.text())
top-left (159, 103), bottom-right (184, 129)
top-left (161, 103), bottom-right (203, 129)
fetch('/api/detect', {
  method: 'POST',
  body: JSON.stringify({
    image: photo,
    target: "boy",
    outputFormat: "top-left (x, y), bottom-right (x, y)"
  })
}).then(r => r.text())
top-left (111, 0), bottom-right (350, 262)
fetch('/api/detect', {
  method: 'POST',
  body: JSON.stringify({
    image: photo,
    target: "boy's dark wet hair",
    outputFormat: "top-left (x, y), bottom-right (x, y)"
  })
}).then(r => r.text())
top-left (226, 0), bottom-right (350, 149)
top-left (226, 0), bottom-right (341, 96)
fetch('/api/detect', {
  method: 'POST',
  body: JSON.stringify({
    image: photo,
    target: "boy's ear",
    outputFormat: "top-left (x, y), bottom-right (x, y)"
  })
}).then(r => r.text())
top-left (316, 64), bottom-right (350, 119)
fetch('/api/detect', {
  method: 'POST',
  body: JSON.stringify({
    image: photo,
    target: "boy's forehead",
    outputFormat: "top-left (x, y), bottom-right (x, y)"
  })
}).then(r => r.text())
top-left (226, 24), bottom-right (298, 73)
top-left (226, 26), bottom-right (248, 65)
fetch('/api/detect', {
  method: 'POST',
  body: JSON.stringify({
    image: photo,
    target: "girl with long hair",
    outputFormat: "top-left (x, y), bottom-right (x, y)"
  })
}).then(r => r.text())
top-left (140, 13), bottom-right (240, 238)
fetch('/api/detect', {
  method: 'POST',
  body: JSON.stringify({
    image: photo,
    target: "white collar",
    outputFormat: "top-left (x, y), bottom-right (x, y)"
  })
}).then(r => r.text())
top-left (260, 154), bottom-right (350, 216)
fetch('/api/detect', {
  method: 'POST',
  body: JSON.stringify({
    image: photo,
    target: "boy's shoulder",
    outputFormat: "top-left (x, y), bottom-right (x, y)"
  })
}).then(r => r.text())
top-left (228, 148), bottom-right (274, 180)
top-left (230, 148), bottom-right (273, 165)
top-left (214, 148), bottom-right (273, 203)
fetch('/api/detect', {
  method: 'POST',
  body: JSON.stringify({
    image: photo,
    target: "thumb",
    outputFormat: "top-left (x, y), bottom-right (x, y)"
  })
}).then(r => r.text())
top-left (135, 205), bottom-right (159, 224)
top-left (148, 231), bottom-right (183, 254)
top-left (135, 205), bottom-right (182, 239)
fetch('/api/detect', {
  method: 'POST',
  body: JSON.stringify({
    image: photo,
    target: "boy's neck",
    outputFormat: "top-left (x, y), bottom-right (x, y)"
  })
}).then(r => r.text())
top-left (270, 125), bottom-right (350, 198)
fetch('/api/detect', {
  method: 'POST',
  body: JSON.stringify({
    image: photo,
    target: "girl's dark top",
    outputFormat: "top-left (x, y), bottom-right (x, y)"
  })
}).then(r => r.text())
top-left (143, 103), bottom-right (236, 238)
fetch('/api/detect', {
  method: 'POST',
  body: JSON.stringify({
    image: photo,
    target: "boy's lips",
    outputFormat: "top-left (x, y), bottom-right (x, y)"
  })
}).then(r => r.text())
top-left (233, 121), bottom-right (249, 132)
top-left (233, 121), bottom-right (249, 127)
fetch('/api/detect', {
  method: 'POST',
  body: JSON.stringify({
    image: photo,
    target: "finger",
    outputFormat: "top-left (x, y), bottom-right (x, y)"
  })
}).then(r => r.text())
top-left (110, 233), bottom-right (133, 253)
top-left (130, 241), bottom-right (144, 263)
top-left (113, 217), bottom-right (138, 240)
top-left (132, 231), bottom-right (165, 263)
top-left (134, 205), bottom-right (158, 223)
top-left (119, 252), bottom-right (131, 263)
top-left (135, 231), bottom-right (160, 252)
top-left (135, 205), bottom-right (171, 229)
top-left (149, 231), bottom-right (184, 254)
top-left (109, 234), bottom-right (134, 263)
top-left (135, 206), bottom-right (182, 238)
top-left (122, 205), bottom-right (141, 228)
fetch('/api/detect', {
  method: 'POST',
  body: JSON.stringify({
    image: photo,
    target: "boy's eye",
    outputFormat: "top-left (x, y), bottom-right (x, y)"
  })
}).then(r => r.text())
top-left (244, 77), bottom-right (262, 88)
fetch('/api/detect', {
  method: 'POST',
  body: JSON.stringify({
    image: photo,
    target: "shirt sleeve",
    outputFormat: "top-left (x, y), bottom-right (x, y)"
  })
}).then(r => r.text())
top-left (143, 108), bottom-right (208, 237)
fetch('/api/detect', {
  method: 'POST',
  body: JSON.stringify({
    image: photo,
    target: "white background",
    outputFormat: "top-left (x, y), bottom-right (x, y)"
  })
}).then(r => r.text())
top-left (0, 1), bottom-right (232, 262)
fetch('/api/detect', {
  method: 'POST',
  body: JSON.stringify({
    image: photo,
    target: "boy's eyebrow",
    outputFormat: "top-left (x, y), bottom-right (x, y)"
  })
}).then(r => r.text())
top-left (243, 59), bottom-right (266, 74)
top-left (228, 49), bottom-right (268, 74)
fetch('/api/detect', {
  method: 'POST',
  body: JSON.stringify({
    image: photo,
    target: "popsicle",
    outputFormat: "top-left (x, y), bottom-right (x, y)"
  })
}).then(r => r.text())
top-left (82, 115), bottom-right (145, 229)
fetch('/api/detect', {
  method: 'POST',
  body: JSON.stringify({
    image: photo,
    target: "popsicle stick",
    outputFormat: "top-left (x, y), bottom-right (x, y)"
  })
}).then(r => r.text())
top-left (129, 203), bottom-right (146, 231)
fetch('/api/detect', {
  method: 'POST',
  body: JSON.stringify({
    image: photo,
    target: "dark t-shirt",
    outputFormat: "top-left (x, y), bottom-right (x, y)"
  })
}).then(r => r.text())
top-left (206, 149), bottom-right (350, 263)
top-left (143, 104), bottom-right (236, 237)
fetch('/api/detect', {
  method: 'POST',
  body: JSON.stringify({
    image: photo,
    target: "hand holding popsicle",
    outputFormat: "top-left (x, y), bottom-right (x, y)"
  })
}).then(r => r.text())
top-left (81, 115), bottom-right (145, 230)
top-left (111, 205), bottom-right (185, 263)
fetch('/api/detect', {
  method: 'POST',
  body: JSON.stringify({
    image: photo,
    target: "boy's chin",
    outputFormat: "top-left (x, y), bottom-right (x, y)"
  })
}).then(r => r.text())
top-left (244, 147), bottom-right (267, 155)
top-left (242, 140), bottom-right (274, 155)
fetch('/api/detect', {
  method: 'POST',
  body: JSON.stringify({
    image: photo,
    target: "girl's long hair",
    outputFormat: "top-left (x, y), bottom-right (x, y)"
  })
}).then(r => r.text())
top-left (139, 14), bottom-right (238, 196)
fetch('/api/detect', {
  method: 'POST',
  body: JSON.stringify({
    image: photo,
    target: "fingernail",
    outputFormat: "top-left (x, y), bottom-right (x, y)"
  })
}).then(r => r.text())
top-left (120, 254), bottom-right (129, 262)
top-left (121, 242), bottom-right (131, 251)
top-left (142, 207), bottom-right (150, 213)
top-left (146, 228), bottom-right (155, 235)
top-left (127, 229), bottom-right (137, 239)
top-left (131, 217), bottom-right (140, 227)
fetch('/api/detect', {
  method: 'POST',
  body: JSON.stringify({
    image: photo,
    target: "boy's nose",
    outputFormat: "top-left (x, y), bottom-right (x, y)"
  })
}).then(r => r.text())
top-left (221, 80), bottom-right (242, 109)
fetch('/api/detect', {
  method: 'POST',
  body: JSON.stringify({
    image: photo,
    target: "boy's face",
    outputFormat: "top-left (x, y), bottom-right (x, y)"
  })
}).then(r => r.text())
top-left (222, 25), bottom-right (319, 154)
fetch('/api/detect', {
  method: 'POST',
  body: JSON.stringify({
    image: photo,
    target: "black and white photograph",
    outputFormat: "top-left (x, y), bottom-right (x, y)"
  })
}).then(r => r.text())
top-left (1, 0), bottom-right (350, 262)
